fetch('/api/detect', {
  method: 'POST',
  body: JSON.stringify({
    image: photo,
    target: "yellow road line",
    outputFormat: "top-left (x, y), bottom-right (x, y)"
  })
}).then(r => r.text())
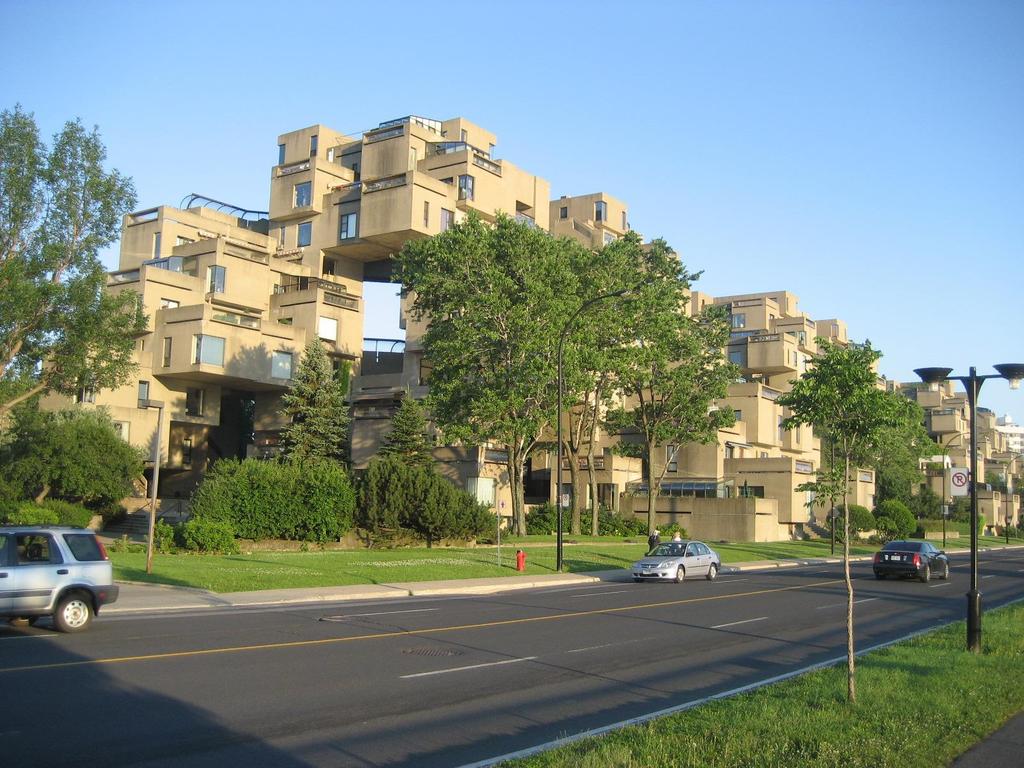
top-left (1, 579), bottom-right (843, 675)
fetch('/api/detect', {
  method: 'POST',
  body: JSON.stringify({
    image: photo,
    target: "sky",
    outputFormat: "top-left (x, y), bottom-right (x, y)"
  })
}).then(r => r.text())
top-left (2, 0), bottom-right (1021, 419)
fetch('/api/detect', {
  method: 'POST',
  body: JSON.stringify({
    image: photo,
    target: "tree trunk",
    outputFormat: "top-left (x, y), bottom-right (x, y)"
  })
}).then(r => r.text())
top-left (844, 454), bottom-right (856, 703)
top-left (508, 446), bottom-right (527, 536)
top-left (587, 450), bottom-right (599, 536)
top-left (34, 483), bottom-right (50, 504)
top-left (568, 452), bottom-right (582, 535)
top-left (646, 443), bottom-right (658, 534)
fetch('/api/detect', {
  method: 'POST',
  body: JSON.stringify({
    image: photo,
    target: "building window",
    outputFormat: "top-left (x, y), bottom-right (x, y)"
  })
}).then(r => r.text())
top-left (326, 147), bottom-right (335, 163)
top-left (207, 265), bottom-right (225, 294)
top-left (318, 316), bottom-right (338, 342)
top-left (193, 335), bottom-right (225, 366)
top-left (458, 174), bottom-right (474, 201)
top-left (604, 232), bottom-right (615, 245)
top-left (725, 444), bottom-right (735, 459)
top-left (729, 349), bottom-right (746, 367)
top-left (137, 380), bottom-right (150, 404)
top-left (298, 221), bottom-right (312, 247)
top-left (153, 232), bottom-right (161, 257)
top-left (595, 201), bottom-right (607, 222)
top-left (460, 129), bottom-right (468, 142)
top-left (278, 143), bottom-right (285, 165)
top-left (339, 213), bottom-right (357, 240)
top-left (731, 313), bottom-right (746, 329)
top-left (440, 208), bottom-right (454, 232)
top-left (75, 386), bottom-right (95, 404)
top-left (162, 337), bottom-right (172, 367)
top-left (666, 445), bottom-right (678, 473)
top-left (294, 181), bottom-right (311, 208)
top-left (309, 134), bottom-right (318, 157)
top-left (278, 226), bottom-right (286, 246)
top-left (560, 206), bottom-right (568, 219)
top-left (159, 298), bottom-right (179, 309)
top-left (186, 387), bottom-right (204, 417)
top-left (112, 421), bottom-right (129, 442)
top-left (423, 201), bottom-right (430, 228)
top-left (323, 258), bottom-right (336, 277)
top-left (176, 235), bottom-right (194, 246)
top-left (182, 437), bottom-right (193, 467)
top-left (272, 351), bottom-right (293, 379)
top-left (734, 409), bottom-right (742, 422)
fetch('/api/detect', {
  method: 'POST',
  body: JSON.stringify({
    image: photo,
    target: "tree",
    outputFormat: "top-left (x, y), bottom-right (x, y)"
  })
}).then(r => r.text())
top-left (396, 213), bottom-right (579, 535)
top-left (379, 396), bottom-right (434, 469)
top-left (603, 237), bottom-right (736, 534)
top-left (0, 106), bottom-right (144, 415)
top-left (779, 339), bottom-right (908, 703)
top-left (869, 399), bottom-right (937, 505)
top-left (280, 340), bottom-right (350, 463)
top-left (0, 403), bottom-right (143, 505)
top-left (875, 498), bottom-right (915, 540)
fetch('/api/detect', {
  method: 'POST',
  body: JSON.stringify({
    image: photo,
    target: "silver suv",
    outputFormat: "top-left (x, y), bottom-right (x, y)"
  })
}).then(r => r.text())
top-left (1, 526), bottom-right (119, 632)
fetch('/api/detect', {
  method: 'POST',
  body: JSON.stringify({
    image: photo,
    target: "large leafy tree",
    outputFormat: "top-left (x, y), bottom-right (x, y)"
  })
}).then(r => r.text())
top-left (0, 106), bottom-right (144, 415)
top-left (869, 399), bottom-right (937, 504)
top-left (0, 403), bottom-right (143, 504)
top-left (379, 396), bottom-right (434, 469)
top-left (604, 237), bottom-right (737, 534)
top-left (396, 213), bottom-right (578, 535)
top-left (778, 339), bottom-right (909, 703)
top-left (280, 340), bottom-right (350, 463)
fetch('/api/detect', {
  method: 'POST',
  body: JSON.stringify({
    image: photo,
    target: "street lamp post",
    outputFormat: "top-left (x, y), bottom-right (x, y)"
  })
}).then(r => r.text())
top-left (139, 398), bottom-right (165, 575)
top-left (915, 364), bottom-right (1024, 653)
top-left (556, 288), bottom-right (630, 572)
top-left (938, 433), bottom-right (964, 550)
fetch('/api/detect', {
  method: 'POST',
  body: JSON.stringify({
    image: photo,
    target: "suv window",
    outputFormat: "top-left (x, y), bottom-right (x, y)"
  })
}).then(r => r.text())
top-left (0, 534), bottom-right (10, 567)
top-left (62, 533), bottom-right (105, 562)
top-left (16, 534), bottom-right (62, 564)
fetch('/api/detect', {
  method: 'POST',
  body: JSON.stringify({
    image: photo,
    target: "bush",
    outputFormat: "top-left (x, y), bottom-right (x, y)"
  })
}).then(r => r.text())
top-left (829, 504), bottom-right (876, 540)
top-left (180, 518), bottom-right (238, 554)
top-left (875, 499), bottom-right (915, 539)
top-left (154, 519), bottom-right (177, 554)
top-left (659, 522), bottom-right (690, 540)
top-left (4, 503), bottom-right (60, 526)
top-left (526, 502), bottom-right (566, 535)
top-left (598, 510), bottom-right (648, 536)
top-left (357, 457), bottom-right (493, 546)
top-left (190, 458), bottom-right (356, 542)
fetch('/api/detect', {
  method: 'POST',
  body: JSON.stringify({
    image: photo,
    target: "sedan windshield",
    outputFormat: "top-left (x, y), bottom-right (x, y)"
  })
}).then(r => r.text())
top-left (651, 543), bottom-right (686, 557)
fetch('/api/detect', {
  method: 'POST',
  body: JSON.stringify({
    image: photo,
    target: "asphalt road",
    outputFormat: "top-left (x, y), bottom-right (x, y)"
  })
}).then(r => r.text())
top-left (2, 549), bottom-right (1022, 768)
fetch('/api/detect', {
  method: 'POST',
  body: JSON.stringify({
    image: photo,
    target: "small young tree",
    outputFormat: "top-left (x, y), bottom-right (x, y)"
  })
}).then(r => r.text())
top-left (280, 340), bottom-right (350, 463)
top-left (379, 396), bottom-right (434, 469)
top-left (779, 339), bottom-right (908, 703)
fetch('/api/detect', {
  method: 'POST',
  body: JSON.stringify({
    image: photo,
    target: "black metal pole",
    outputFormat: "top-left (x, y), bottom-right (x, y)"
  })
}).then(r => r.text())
top-left (966, 368), bottom-right (982, 654)
top-left (556, 333), bottom-right (564, 573)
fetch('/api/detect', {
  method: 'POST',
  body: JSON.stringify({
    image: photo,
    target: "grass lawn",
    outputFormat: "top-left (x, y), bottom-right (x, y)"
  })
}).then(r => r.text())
top-left (108, 537), bottom-right (1017, 593)
top-left (503, 602), bottom-right (1024, 768)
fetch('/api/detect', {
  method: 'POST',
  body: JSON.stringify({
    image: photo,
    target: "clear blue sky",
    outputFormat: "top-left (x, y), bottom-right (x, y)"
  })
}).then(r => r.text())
top-left (2, 0), bottom-right (1021, 419)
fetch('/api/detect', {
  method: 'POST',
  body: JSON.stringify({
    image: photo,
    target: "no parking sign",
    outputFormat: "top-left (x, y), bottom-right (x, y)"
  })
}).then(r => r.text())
top-left (949, 467), bottom-right (970, 497)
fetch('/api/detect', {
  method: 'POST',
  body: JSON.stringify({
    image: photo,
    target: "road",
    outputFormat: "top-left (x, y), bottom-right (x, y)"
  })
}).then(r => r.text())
top-left (2, 548), bottom-right (1022, 767)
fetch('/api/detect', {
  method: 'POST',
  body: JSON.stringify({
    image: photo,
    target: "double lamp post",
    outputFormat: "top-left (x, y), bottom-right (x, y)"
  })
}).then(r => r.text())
top-left (914, 363), bottom-right (1024, 653)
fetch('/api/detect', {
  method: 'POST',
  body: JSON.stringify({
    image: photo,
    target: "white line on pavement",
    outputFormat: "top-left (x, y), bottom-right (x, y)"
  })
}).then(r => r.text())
top-left (401, 656), bottom-right (537, 679)
top-left (567, 639), bottom-right (643, 654)
top-left (816, 597), bottom-right (878, 610)
top-left (928, 582), bottom-right (952, 588)
top-left (982, 575), bottom-right (995, 579)
top-left (545, 584), bottom-right (620, 594)
top-left (710, 616), bottom-right (768, 629)
top-left (320, 608), bottom-right (438, 621)
top-left (570, 590), bottom-right (631, 598)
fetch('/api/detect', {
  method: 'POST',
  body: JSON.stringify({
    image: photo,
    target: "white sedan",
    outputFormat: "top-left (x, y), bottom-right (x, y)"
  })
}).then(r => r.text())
top-left (631, 540), bottom-right (721, 583)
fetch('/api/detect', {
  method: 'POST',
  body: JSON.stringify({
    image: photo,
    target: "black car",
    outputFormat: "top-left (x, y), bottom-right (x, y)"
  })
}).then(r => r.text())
top-left (873, 540), bottom-right (950, 583)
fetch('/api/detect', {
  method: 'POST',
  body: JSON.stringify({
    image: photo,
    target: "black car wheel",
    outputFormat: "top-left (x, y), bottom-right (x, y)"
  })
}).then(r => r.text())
top-left (675, 566), bottom-right (685, 583)
top-left (941, 561), bottom-right (950, 580)
top-left (875, 572), bottom-right (886, 580)
top-left (919, 563), bottom-right (931, 584)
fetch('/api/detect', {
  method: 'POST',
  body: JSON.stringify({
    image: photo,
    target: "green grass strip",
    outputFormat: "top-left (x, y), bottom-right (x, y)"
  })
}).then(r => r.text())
top-left (502, 602), bottom-right (1024, 768)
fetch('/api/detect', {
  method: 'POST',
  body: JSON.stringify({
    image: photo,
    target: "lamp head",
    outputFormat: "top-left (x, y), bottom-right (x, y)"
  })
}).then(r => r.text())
top-left (914, 367), bottom-right (953, 392)
top-left (995, 363), bottom-right (1024, 390)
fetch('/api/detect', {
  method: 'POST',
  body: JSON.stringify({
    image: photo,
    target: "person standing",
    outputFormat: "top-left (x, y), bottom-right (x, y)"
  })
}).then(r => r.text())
top-left (647, 529), bottom-right (661, 553)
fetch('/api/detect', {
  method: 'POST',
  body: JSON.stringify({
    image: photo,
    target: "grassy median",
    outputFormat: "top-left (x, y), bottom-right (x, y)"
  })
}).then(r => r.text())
top-left (107, 537), bottom-right (1011, 593)
top-left (501, 602), bottom-right (1024, 768)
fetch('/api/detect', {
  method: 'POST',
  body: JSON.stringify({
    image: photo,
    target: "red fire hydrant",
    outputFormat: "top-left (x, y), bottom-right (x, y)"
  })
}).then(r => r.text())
top-left (515, 549), bottom-right (526, 572)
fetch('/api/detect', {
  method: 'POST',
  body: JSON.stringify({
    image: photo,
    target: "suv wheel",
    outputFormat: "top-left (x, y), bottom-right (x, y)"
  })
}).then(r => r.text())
top-left (54, 593), bottom-right (93, 633)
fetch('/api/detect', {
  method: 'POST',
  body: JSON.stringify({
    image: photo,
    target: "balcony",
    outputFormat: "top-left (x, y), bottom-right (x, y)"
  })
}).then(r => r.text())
top-left (744, 333), bottom-right (800, 375)
top-left (928, 409), bottom-right (966, 435)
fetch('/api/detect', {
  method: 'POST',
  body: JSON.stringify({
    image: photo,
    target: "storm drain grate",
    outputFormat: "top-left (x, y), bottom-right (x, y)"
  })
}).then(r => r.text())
top-left (402, 647), bottom-right (463, 657)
